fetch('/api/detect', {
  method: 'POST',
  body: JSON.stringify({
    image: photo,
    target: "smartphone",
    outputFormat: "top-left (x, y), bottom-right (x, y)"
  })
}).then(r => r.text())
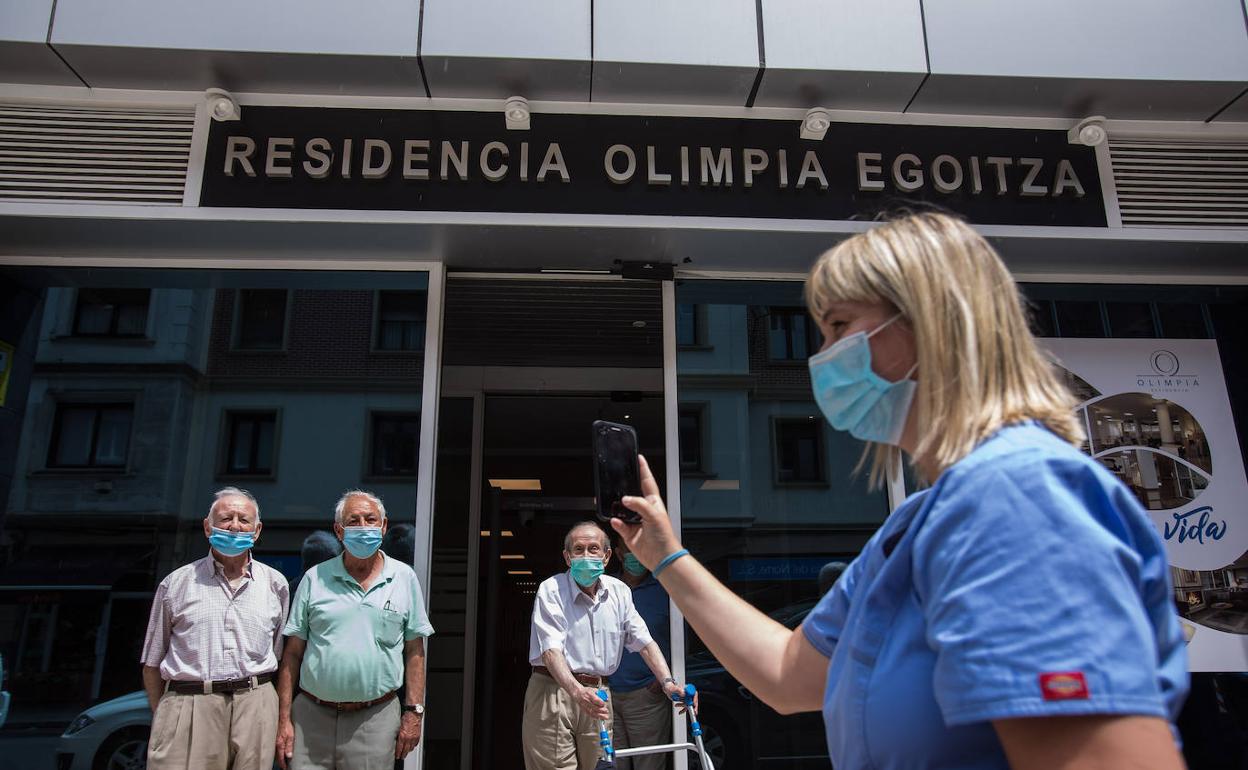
top-left (592, 420), bottom-right (642, 523)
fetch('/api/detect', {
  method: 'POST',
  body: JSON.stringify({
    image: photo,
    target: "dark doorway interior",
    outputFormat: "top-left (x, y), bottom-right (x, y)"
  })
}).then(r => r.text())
top-left (472, 394), bottom-right (665, 770)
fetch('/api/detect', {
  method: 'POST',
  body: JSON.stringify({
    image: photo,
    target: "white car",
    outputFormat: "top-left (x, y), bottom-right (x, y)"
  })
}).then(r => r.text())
top-left (0, 653), bottom-right (9, 730)
top-left (55, 691), bottom-right (150, 770)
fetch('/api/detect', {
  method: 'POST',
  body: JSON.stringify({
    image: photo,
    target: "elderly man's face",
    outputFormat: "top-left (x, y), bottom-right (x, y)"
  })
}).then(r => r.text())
top-left (202, 495), bottom-right (261, 540)
top-left (563, 528), bottom-right (610, 568)
top-left (334, 496), bottom-right (388, 539)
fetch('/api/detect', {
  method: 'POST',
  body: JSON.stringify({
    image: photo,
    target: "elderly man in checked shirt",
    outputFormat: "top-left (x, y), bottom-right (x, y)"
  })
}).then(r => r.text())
top-left (140, 487), bottom-right (290, 770)
top-left (523, 521), bottom-right (688, 770)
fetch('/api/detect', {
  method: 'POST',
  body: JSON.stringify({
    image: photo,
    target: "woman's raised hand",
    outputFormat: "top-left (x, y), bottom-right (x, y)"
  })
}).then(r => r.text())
top-left (612, 455), bottom-right (683, 571)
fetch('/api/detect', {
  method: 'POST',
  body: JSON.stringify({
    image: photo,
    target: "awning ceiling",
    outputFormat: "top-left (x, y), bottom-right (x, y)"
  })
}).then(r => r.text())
top-left (1, 207), bottom-right (1247, 282)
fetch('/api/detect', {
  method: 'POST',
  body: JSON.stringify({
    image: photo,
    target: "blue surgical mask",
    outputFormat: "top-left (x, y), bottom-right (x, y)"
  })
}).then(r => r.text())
top-left (570, 557), bottom-right (605, 587)
top-left (623, 553), bottom-right (647, 576)
top-left (209, 527), bottom-right (255, 557)
top-left (808, 314), bottom-right (917, 445)
top-left (341, 526), bottom-right (383, 559)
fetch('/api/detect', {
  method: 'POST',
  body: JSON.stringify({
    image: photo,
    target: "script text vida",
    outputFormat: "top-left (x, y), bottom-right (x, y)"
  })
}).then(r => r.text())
top-left (223, 138), bottom-right (1087, 197)
top-left (1163, 506), bottom-right (1227, 545)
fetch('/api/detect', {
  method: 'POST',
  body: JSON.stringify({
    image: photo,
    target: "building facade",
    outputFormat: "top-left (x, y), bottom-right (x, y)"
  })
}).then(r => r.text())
top-left (3, 2), bottom-right (1248, 769)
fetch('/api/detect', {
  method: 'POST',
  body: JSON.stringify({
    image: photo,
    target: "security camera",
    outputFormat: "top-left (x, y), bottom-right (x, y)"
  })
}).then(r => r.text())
top-left (1068, 115), bottom-right (1107, 147)
top-left (205, 88), bottom-right (240, 122)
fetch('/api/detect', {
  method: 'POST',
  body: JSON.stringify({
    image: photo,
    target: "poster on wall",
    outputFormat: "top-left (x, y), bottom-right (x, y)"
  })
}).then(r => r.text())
top-left (1041, 338), bottom-right (1248, 672)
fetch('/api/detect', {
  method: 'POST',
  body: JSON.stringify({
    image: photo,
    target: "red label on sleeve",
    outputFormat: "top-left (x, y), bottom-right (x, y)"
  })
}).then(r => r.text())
top-left (1039, 672), bottom-right (1089, 701)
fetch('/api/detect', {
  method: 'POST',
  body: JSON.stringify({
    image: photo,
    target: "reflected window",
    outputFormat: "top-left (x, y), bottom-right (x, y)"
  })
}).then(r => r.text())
top-left (774, 418), bottom-right (824, 484)
top-left (678, 406), bottom-right (705, 472)
top-left (371, 412), bottom-right (420, 476)
top-left (223, 411), bottom-right (277, 476)
top-left (72, 288), bottom-right (149, 337)
top-left (1054, 300), bottom-right (1104, 337)
top-left (768, 308), bottom-right (820, 360)
top-left (1107, 302), bottom-right (1157, 338)
top-left (376, 291), bottom-right (427, 351)
top-left (234, 289), bottom-right (288, 350)
top-left (48, 403), bottom-right (133, 469)
top-left (676, 304), bottom-right (703, 348)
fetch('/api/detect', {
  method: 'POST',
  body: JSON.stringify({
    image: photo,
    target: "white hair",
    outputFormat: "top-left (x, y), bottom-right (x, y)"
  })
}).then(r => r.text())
top-left (209, 486), bottom-right (260, 520)
top-left (335, 490), bottom-right (386, 524)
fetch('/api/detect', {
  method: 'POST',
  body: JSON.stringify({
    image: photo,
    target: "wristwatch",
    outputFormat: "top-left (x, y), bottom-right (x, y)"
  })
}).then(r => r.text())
top-left (403, 703), bottom-right (425, 716)
top-left (662, 677), bottom-right (677, 687)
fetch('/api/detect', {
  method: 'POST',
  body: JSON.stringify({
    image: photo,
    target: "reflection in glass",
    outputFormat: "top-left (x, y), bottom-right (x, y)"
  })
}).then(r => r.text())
top-left (677, 281), bottom-right (888, 770)
top-left (0, 271), bottom-right (428, 768)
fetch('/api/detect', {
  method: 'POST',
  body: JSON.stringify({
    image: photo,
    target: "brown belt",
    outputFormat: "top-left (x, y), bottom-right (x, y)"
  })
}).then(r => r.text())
top-left (167, 673), bottom-right (273, 695)
top-left (301, 689), bottom-right (397, 713)
top-left (533, 666), bottom-right (605, 688)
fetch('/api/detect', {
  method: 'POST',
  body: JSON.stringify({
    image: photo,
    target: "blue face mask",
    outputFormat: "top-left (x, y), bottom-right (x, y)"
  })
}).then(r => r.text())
top-left (623, 553), bottom-right (647, 576)
top-left (569, 557), bottom-right (605, 587)
top-left (209, 527), bottom-right (255, 557)
top-left (808, 314), bottom-right (917, 445)
top-left (341, 526), bottom-right (384, 559)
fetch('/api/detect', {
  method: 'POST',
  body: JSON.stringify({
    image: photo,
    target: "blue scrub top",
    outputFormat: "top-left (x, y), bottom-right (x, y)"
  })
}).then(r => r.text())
top-left (803, 421), bottom-right (1188, 769)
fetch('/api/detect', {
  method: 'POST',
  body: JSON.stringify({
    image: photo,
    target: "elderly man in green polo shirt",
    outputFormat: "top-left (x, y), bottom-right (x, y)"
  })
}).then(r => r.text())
top-left (275, 490), bottom-right (434, 770)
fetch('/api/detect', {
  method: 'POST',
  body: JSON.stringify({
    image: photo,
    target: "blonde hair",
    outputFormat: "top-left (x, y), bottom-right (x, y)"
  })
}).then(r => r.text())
top-left (804, 212), bottom-right (1084, 485)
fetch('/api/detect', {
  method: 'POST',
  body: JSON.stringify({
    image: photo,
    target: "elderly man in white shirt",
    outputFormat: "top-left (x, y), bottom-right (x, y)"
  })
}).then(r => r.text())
top-left (523, 521), bottom-right (685, 770)
top-left (140, 487), bottom-right (289, 770)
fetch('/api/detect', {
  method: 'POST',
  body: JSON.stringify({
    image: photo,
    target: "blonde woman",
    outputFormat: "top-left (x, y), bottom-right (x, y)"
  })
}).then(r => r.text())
top-left (612, 213), bottom-right (1188, 769)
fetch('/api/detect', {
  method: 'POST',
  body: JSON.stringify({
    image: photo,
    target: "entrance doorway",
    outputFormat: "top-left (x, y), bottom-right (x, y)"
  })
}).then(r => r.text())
top-left (424, 277), bottom-right (667, 770)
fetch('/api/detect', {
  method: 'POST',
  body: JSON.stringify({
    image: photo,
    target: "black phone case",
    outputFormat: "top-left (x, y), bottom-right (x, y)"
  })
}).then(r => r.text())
top-left (592, 420), bottom-right (642, 523)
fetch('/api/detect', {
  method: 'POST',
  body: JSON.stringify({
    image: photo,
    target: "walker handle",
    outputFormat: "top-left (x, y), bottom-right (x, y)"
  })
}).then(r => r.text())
top-left (596, 689), bottom-right (614, 757)
top-left (670, 683), bottom-right (698, 705)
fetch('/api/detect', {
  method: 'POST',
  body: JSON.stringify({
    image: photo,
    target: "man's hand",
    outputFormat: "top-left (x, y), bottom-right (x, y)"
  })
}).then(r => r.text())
top-left (275, 717), bottom-right (295, 770)
top-left (662, 680), bottom-right (698, 714)
top-left (573, 686), bottom-right (610, 721)
top-left (395, 711), bottom-right (423, 759)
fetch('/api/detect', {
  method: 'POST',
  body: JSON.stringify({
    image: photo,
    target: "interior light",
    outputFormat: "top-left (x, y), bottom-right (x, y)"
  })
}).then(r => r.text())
top-left (500, 554), bottom-right (525, 560)
top-left (502, 530), bottom-right (514, 537)
top-left (489, 479), bottom-right (542, 490)
top-left (699, 479), bottom-right (740, 491)
top-left (507, 569), bottom-right (534, 575)
top-left (480, 530), bottom-right (491, 537)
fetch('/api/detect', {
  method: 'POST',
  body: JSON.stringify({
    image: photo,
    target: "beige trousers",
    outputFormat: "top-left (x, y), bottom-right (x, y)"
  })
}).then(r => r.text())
top-left (147, 682), bottom-right (279, 770)
top-left (521, 673), bottom-right (613, 770)
top-left (611, 685), bottom-right (673, 770)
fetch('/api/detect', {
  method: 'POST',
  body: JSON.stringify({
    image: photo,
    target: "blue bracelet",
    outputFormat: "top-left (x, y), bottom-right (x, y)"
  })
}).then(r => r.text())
top-left (652, 548), bottom-right (689, 578)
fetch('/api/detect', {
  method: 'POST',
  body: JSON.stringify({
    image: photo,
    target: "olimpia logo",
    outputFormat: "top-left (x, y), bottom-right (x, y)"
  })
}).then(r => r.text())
top-left (1138, 349), bottom-right (1200, 391)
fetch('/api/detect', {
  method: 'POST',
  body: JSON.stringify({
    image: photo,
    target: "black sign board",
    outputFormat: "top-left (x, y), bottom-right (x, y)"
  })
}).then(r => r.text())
top-left (200, 108), bottom-right (1107, 227)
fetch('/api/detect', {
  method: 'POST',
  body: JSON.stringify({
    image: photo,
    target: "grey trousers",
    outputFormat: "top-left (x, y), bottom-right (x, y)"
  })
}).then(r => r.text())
top-left (291, 693), bottom-right (400, 770)
top-left (611, 686), bottom-right (673, 770)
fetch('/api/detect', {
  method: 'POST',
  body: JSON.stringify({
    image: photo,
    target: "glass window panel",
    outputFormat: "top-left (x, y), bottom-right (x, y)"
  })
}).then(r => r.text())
top-left (1158, 303), bottom-right (1210, 339)
top-left (2, 268), bottom-right (430, 759)
top-left (236, 289), bottom-right (287, 349)
top-left (93, 407), bottom-right (132, 466)
top-left (1055, 300), bottom-right (1104, 337)
top-left (677, 303), bottom-right (697, 346)
top-left (376, 291), bottom-right (427, 351)
top-left (1107, 301), bottom-right (1156, 338)
top-left (678, 409), bottom-right (702, 470)
top-left (51, 408), bottom-right (94, 467)
top-left (676, 281), bottom-right (889, 769)
top-left (1028, 299), bottom-right (1057, 337)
